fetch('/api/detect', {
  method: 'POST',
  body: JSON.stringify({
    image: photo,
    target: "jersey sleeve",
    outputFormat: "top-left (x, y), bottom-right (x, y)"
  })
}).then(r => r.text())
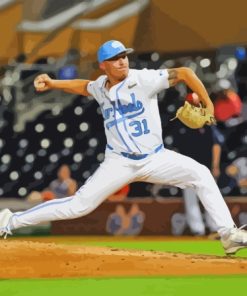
top-left (138, 68), bottom-right (169, 97)
top-left (87, 81), bottom-right (97, 98)
top-left (86, 75), bottom-right (106, 103)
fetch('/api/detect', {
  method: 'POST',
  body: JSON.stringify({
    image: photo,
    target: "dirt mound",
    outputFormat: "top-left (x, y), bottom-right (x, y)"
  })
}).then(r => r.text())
top-left (0, 240), bottom-right (246, 278)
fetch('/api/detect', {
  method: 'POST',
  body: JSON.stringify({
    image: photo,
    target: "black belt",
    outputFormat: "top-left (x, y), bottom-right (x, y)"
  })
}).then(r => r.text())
top-left (121, 144), bottom-right (164, 160)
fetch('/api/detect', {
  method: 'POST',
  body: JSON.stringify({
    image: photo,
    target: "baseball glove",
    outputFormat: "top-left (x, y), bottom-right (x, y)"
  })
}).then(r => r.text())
top-left (171, 101), bottom-right (216, 129)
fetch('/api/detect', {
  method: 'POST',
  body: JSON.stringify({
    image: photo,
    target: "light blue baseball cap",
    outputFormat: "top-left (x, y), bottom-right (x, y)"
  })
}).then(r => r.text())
top-left (97, 40), bottom-right (134, 63)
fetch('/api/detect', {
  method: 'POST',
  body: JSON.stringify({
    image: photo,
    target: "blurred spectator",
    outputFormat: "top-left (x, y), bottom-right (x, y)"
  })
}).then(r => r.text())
top-left (127, 203), bottom-right (145, 235)
top-left (58, 65), bottom-right (78, 80)
top-left (225, 157), bottom-right (247, 193)
top-left (26, 191), bottom-right (43, 203)
top-left (214, 82), bottom-right (242, 122)
top-left (44, 164), bottom-right (77, 199)
top-left (106, 205), bottom-right (130, 235)
top-left (106, 203), bottom-right (145, 236)
top-left (27, 164), bottom-right (78, 202)
top-left (210, 82), bottom-right (247, 195)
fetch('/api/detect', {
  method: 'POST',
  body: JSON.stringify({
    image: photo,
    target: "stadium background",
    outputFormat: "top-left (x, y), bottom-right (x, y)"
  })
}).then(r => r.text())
top-left (0, 0), bottom-right (247, 295)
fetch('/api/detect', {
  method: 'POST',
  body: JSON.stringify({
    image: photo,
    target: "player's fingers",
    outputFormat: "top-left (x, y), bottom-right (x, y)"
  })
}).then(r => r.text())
top-left (206, 117), bottom-right (216, 126)
top-left (35, 74), bottom-right (49, 84)
top-left (34, 79), bottom-right (43, 89)
top-left (36, 84), bottom-right (49, 92)
top-left (39, 74), bottom-right (48, 80)
top-left (34, 74), bottom-right (51, 90)
top-left (41, 74), bottom-right (51, 82)
top-left (34, 80), bottom-right (39, 89)
top-left (200, 109), bottom-right (205, 116)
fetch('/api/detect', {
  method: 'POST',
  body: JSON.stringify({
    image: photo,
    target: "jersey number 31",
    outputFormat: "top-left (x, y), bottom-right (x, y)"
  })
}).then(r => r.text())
top-left (129, 119), bottom-right (150, 137)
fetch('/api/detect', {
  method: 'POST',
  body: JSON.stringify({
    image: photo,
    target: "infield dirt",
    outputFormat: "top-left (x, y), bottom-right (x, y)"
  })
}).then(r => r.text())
top-left (0, 240), bottom-right (247, 278)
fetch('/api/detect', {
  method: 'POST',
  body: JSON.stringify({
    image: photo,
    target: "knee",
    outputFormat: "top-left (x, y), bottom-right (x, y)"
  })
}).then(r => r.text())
top-left (195, 164), bottom-right (214, 186)
top-left (74, 194), bottom-right (96, 216)
top-left (189, 163), bottom-right (211, 182)
top-left (199, 164), bottom-right (211, 176)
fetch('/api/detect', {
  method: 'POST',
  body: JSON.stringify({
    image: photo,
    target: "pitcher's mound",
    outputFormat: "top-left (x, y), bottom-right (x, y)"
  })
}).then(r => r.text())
top-left (0, 240), bottom-right (246, 278)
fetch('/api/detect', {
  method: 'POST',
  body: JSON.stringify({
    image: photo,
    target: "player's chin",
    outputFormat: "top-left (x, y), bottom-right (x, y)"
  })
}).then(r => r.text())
top-left (117, 68), bottom-right (128, 78)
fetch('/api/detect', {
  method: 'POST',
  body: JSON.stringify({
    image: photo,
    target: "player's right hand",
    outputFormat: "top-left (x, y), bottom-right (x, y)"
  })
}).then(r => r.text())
top-left (34, 74), bottom-right (53, 92)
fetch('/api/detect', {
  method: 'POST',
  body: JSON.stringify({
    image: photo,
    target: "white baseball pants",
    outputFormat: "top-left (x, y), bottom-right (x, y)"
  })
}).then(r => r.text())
top-left (183, 187), bottom-right (218, 235)
top-left (10, 149), bottom-right (235, 231)
top-left (183, 187), bottom-right (206, 235)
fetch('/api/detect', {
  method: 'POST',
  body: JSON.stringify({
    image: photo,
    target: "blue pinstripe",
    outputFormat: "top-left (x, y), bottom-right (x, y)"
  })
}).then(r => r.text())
top-left (13, 197), bottom-right (74, 217)
top-left (100, 82), bottom-right (132, 152)
top-left (115, 83), bottom-right (142, 153)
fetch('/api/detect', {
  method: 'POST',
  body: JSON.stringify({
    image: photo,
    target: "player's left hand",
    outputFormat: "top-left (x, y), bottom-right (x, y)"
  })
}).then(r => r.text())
top-left (171, 101), bottom-right (216, 129)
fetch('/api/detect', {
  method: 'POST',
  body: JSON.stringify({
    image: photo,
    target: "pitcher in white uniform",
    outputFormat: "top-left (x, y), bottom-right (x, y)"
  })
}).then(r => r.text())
top-left (1, 40), bottom-right (247, 255)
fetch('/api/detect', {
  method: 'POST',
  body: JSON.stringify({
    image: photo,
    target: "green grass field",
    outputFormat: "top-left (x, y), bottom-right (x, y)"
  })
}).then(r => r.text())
top-left (1, 276), bottom-right (247, 296)
top-left (80, 239), bottom-right (247, 256)
top-left (1, 237), bottom-right (247, 296)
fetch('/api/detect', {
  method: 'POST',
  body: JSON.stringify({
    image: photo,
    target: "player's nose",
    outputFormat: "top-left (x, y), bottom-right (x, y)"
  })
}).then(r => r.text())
top-left (119, 58), bottom-right (127, 66)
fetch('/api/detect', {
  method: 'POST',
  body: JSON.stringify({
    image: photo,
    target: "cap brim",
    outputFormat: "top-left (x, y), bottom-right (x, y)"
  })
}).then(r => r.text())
top-left (125, 48), bottom-right (134, 54)
top-left (111, 48), bottom-right (134, 57)
top-left (106, 48), bottom-right (134, 61)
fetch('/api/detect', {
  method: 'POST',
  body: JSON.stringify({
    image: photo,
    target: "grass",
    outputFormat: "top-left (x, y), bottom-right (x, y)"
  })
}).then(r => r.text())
top-left (1, 276), bottom-right (247, 296)
top-left (51, 236), bottom-right (247, 257)
top-left (82, 240), bottom-right (228, 255)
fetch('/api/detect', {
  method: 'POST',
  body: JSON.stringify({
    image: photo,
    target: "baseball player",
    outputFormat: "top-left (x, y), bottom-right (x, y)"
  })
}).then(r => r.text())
top-left (0, 40), bottom-right (247, 255)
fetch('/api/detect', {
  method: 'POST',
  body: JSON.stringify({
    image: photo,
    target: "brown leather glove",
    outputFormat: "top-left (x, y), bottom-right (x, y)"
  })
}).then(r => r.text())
top-left (171, 101), bottom-right (216, 129)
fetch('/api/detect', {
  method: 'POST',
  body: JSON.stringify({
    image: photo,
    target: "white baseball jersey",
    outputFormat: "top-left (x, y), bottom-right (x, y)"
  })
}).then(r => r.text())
top-left (87, 69), bottom-right (169, 156)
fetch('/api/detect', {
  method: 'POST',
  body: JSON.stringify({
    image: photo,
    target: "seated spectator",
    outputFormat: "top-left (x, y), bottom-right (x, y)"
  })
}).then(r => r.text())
top-left (126, 204), bottom-right (145, 235)
top-left (27, 164), bottom-right (78, 202)
top-left (225, 157), bottom-right (247, 192)
top-left (106, 203), bottom-right (145, 236)
top-left (44, 164), bottom-right (78, 199)
top-left (106, 205), bottom-right (130, 235)
top-left (26, 190), bottom-right (43, 203)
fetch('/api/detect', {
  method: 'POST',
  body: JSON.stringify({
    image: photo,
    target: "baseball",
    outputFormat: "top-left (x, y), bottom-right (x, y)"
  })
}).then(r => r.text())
top-left (34, 81), bottom-right (45, 90)
top-left (186, 92), bottom-right (200, 106)
top-left (38, 82), bottom-right (46, 88)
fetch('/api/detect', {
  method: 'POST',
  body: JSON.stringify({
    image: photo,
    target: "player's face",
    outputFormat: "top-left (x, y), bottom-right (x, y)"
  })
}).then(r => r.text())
top-left (100, 53), bottom-right (129, 81)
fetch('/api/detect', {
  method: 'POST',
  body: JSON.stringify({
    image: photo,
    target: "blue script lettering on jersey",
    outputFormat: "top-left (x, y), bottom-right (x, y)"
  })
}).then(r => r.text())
top-left (116, 93), bottom-right (143, 115)
top-left (102, 107), bottom-right (113, 120)
top-left (101, 93), bottom-right (143, 121)
top-left (106, 108), bottom-right (145, 129)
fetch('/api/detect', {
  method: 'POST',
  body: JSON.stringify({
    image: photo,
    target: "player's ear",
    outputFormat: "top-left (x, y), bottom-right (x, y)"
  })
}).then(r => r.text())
top-left (99, 62), bottom-right (106, 71)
